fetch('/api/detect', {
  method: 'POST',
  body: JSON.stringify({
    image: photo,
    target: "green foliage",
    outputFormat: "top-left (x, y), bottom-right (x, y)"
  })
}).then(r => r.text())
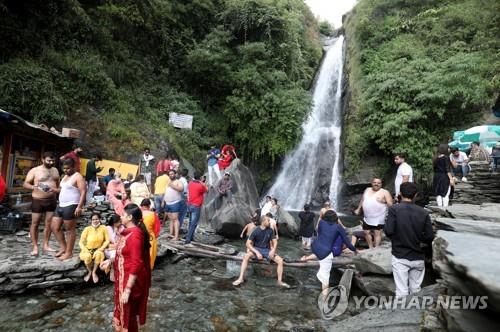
top-left (318, 21), bottom-right (334, 36)
top-left (0, 0), bottom-right (322, 168)
top-left (344, 0), bottom-right (499, 175)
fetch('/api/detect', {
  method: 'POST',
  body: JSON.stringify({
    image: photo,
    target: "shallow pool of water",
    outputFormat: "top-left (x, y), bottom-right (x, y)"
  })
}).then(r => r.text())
top-left (0, 238), bottom-right (346, 331)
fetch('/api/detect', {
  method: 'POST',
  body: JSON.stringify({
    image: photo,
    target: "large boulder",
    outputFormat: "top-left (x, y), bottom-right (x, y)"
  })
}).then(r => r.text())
top-left (199, 159), bottom-right (259, 238)
top-left (433, 229), bottom-right (500, 313)
top-left (352, 242), bottom-right (392, 275)
top-left (275, 208), bottom-right (299, 238)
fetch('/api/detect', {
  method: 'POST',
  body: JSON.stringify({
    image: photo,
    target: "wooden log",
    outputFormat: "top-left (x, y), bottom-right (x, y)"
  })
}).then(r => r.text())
top-left (162, 239), bottom-right (353, 268)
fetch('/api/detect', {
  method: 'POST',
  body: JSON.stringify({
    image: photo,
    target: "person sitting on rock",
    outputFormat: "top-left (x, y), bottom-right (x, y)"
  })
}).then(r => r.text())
top-left (449, 147), bottom-right (470, 181)
top-left (240, 209), bottom-right (261, 239)
top-left (265, 212), bottom-right (279, 240)
top-left (232, 215), bottom-right (289, 288)
top-left (469, 141), bottom-right (490, 163)
top-left (103, 168), bottom-right (116, 187)
top-left (79, 212), bottom-right (110, 283)
top-left (319, 200), bottom-right (333, 220)
top-left (106, 172), bottom-right (129, 216)
top-left (217, 150), bottom-right (233, 172)
top-left (215, 172), bottom-right (233, 210)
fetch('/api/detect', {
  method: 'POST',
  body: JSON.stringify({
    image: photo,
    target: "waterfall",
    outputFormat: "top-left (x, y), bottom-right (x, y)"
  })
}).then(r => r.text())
top-left (266, 36), bottom-right (345, 211)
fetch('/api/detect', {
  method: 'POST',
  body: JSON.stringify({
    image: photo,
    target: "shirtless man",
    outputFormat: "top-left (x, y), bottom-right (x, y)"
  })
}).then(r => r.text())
top-left (23, 151), bottom-right (60, 256)
top-left (354, 178), bottom-right (393, 248)
top-left (52, 158), bottom-right (87, 260)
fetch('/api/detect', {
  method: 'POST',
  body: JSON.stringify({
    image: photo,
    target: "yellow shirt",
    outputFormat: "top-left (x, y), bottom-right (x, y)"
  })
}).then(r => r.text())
top-left (79, 225), bottom-right (110, 251)
top-left (154, 174), bottom-right (170, 195)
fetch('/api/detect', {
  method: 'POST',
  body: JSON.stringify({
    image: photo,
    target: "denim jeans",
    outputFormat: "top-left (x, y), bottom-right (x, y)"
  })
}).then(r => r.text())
top-left (185, 204), bottom-right (201, 244)
top-left (451, 164), bottom-right (470, 177)
top-left (154, 195), bottom-right (164, 213)
top-left (178, 198), bottom-right (187, 231)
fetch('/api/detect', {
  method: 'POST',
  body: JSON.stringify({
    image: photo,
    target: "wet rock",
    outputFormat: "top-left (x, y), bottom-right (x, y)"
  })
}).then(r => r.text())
top-left (24, 300), bottom-right (68, 321)
top-left (210, 279), bottom-right (235, 291)
top-left (15, 231), bottom-right (28, 236)
top-left (193, 232), bottom-right (225, 245)
top-left (0, 277), bottom-right (6, 284)
top-left (11, 277), bottom-right (45, 285)
top-left (64, 268), bottom-right (87, 278)
top-left (352, 243), bottom-right (392, 275)
top-left (8, 271), bottom-right (43, 278)
top-left (433, 230), bottom-right (500, 313)
top-left (435, 217), bottom-right (500, 237)
top-left (430, 203), bottom-right (500, 223)
top-left (329, 307), bottom-right (423, 331)
top-left (276, 208), bottom-right (299, 238)
top-left (210, 315), bottom-right (231, 332)
top-left (45, 273), bottom-right (64, 281)
top-left (354, 274), bottom-right (395, 296)
top-left (27, 278), bottom-right (74, 289)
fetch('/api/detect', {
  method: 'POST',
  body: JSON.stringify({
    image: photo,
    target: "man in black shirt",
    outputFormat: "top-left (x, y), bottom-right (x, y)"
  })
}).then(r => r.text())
top-left (85, 155), bottom-right (102, 206)
top-left (384, 182), bottom-right (434, 298)
top-left (233, 215), bottom-right (289, 288)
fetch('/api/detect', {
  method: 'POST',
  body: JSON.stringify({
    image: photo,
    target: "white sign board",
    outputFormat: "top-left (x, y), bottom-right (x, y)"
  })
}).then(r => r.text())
top-left (169, 112), bottom-right (193, 130)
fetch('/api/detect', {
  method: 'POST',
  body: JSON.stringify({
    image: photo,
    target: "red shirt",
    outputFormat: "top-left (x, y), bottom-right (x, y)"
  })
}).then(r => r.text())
top-left (156, 159), bottom-right (172, 176)
top-left (188, 180), bottom-right (208, 207)
top-left (63, 151), bottom-right (81, 172)
top-left (0, 175), bottom-right (6, 202)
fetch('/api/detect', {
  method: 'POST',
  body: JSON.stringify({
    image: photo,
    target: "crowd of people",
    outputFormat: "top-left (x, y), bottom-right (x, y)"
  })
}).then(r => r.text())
top-left (14, 138), bottom-right (499, 330)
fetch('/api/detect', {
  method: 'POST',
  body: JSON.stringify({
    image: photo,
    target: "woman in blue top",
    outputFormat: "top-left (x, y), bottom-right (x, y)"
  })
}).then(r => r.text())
top-left (301, 210), bottom-right (357, 293)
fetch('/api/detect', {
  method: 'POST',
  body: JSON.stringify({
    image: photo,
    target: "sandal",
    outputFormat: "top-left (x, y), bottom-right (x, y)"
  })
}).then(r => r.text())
top-left (278, 282), bottom-right (290, 289)
top-left (232, 279), bottom-right (244, 286)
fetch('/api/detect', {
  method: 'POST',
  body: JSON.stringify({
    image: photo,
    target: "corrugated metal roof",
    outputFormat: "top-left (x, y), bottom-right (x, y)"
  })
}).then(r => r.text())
top-left (0, 109), bottom-right (70, 139)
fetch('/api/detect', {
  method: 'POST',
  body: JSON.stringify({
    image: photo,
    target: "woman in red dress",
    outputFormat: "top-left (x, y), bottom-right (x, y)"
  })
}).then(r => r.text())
top-left (113, 203), bottom-right (151, 332)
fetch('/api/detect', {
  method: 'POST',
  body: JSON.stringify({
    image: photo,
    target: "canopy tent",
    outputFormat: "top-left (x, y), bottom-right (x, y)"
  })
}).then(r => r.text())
top-left (449, 125), bottom-right (500, 151)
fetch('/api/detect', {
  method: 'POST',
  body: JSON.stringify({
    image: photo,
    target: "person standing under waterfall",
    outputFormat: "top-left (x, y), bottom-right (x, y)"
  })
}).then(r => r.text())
top-left (354, 178), bottom-right (393, 248)
top-left (394, 153), bottom-right (413, 201)
top-left (232, 215), bottom-right (290, 288)
top-left (433, 144), bottom-right (454, 207)
top-left (384, 182), bottom-right (433, 298)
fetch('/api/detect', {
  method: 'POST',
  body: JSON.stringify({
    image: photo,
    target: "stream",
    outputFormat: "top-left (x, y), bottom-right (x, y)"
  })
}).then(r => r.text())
top-left (0, 238), bottom-right (357, 331)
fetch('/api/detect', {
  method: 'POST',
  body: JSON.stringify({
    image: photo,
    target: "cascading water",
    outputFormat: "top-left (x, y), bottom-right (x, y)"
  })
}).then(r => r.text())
top-left (267, 36), bottom-right (345, 210)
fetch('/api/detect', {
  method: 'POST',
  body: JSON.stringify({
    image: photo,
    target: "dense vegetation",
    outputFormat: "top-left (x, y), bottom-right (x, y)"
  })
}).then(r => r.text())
top-left (0, 0), bottom-right (321, 171)
top-left (344, 0), bottom-right (499, 176)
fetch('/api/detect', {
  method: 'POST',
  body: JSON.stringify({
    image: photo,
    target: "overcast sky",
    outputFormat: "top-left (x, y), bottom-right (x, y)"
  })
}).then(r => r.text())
top-left (304, 0), bottom-right (357, 28)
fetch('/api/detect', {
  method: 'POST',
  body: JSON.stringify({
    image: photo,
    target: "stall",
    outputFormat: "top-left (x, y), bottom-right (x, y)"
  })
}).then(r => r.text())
top-left (0, 110), bottom-right (74, 193)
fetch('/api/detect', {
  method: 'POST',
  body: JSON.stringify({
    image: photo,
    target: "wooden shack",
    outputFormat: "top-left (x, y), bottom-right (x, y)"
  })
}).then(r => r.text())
top-left (0, 110), bottom-right (74, 193)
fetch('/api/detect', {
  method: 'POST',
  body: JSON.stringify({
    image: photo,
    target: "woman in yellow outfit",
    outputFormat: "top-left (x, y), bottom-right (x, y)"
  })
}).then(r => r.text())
top-left (79, 212), bottom-right (110, 283)
top-left (140, 199), bottom-right (160, 269)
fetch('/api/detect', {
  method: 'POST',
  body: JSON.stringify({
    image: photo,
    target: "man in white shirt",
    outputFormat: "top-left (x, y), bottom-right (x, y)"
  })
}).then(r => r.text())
top-left (449, 147), bottom-right (470, 181)
top-left (394, 153), bottom-right (413, 199)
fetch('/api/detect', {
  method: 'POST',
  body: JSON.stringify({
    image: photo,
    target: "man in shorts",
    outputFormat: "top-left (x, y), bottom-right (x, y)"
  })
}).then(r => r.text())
top-left (354, 178), bottom-right (393, 248)
top-left (163, 170), bottom-right (184, 241)
top-left (23, 151), bottom-right (60, 256)
top-left (232, 215), bottom-right (289, 288)
top-left (52, 158), bottom-right (86, 260)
